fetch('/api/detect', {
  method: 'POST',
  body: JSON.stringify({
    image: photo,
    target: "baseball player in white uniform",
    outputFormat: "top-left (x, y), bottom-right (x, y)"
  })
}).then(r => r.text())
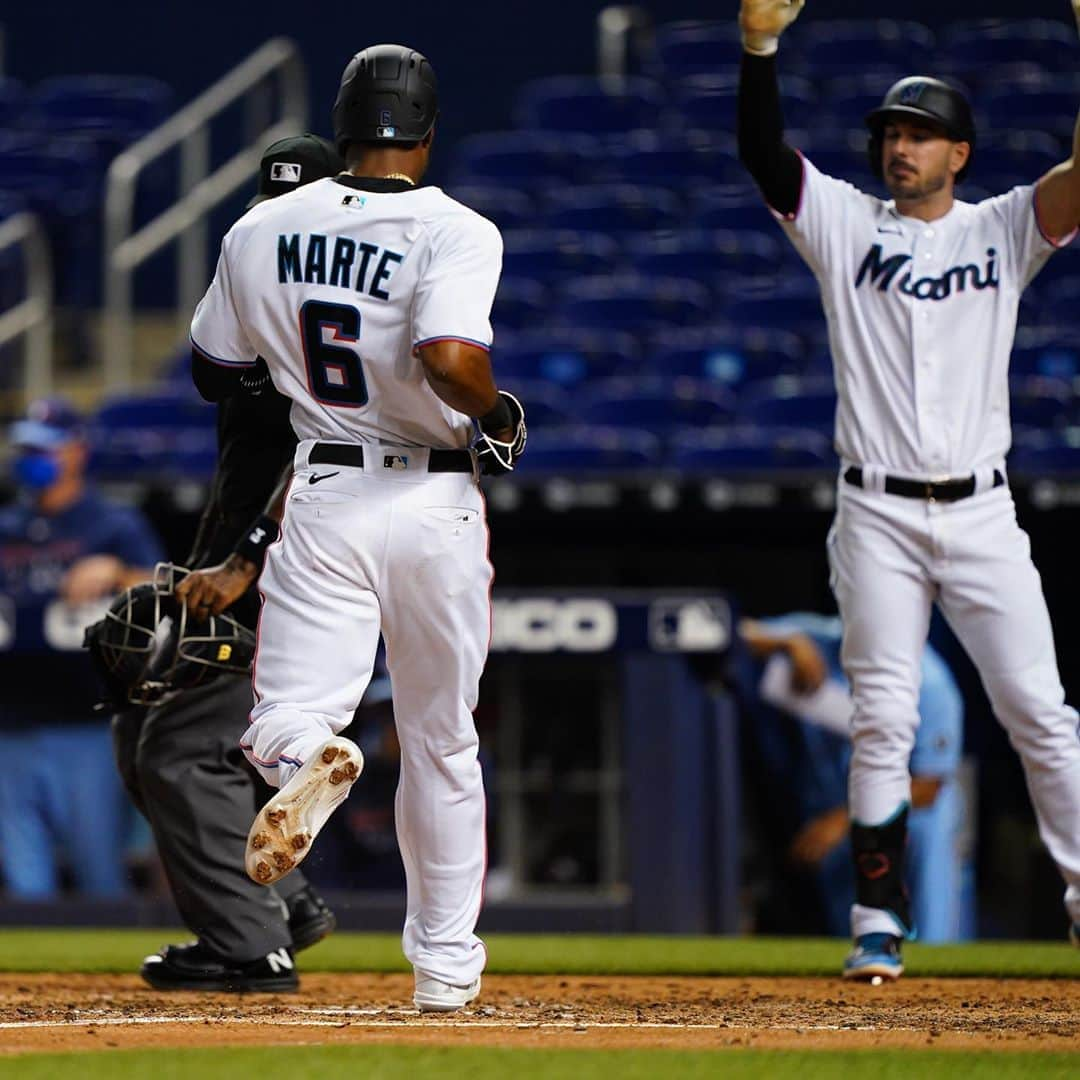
top-left (185, 44), bottom-right (526, 1012)
top-left (738, 1), bottom-right (1080, 977)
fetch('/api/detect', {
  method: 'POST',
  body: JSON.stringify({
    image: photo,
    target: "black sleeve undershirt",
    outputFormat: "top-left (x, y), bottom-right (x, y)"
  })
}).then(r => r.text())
top-left (737, 51), bottom-right (803, 218)
top-left (191, 349), bottom-right (246, 402)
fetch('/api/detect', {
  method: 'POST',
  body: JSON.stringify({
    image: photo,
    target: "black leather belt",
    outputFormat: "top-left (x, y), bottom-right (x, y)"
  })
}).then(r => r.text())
top-left (844, 466), bottom-right (1004, 502)
top-left (309, 443), bottom-right (473, 473)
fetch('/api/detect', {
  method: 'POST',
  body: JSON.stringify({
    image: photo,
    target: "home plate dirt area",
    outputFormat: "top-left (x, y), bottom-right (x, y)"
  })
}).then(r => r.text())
top-left (0, 974), bottom-right (1076, 1055)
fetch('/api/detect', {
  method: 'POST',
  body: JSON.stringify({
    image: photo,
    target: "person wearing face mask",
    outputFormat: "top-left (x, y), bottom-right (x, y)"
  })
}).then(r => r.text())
top-left (0, 397), bottom-right (163, 898)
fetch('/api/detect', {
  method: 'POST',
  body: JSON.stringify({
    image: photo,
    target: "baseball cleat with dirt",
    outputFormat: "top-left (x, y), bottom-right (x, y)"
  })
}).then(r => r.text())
top-left (245, 737), bottom-right (363, 885)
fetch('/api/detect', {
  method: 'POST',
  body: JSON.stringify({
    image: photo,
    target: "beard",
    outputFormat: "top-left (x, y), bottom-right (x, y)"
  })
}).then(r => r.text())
top-left (884, 164), bottom-right (949, 202)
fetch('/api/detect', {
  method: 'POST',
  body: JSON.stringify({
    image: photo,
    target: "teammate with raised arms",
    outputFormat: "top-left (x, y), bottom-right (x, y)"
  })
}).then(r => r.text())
top-left (737, 0), bottom-right (1080, 977)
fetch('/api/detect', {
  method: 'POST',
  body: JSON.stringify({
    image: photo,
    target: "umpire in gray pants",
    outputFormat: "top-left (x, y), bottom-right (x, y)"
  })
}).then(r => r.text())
top-left (112, 135), bottom-right (345, 991)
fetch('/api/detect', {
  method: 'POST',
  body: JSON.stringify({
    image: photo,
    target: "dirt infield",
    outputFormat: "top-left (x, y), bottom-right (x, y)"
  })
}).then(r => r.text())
top-left (0, 974), bottom-right (1076, 1056)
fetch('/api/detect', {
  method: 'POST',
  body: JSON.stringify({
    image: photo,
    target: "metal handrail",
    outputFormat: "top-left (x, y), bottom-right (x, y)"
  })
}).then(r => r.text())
top-left (597, 5), bottom-right (653, 81)
top-left (103, 37), bottom-right (307, 389)
top-left (0, 212), bottom-right (54, 403)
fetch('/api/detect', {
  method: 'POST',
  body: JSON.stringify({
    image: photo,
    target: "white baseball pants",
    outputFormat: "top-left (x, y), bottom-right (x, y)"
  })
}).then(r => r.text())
top-left (241, 440), bottom-right (491, 986)
top-left (828, 477), bottom-right (1080, 939)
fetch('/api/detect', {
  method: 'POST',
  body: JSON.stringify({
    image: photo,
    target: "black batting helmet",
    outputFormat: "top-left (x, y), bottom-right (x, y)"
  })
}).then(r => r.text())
top-left (84, 564), bottom-right (256, 708)
top-left (865, 76), bottom-right (976, 182)
top-left (332, 44), bottom-right (439, 155)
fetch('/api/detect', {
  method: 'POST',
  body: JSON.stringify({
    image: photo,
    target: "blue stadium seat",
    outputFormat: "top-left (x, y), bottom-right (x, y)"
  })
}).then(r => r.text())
top-left (501, 230), bottom-right (621, 283)
top-left (1011, 339), bottom-right (1080, 380)
top-left (975, 130), bottom-right (1062, 183)
top-left (798, 131), bottom-right (875, 183)
top-left (1009, 376), bottom-right (1073, 429)
top-left (938, 19), bottom-right (1077, 73)
top-left (625, 228), bottom-right (783, 285)
top-left (0, 78), bottom-right (25, 128)
top-left (688, 184), bottom-right (775, 231)
top-left (555, 275), bottom-right (713, 334)
top-left (796, 20), bottom-right (935, 79)
top-left (606, 130), bottom-right (739, 188)
top-left (514, 77), bottom-right (666, 136)
top-left (722, 276), bottom-right (824, 335)
top-left (651, 21), bottom-right (741, 83)
top-left (983, 79), bottom-right (1080, 143)
top-left (0, 130), bottom-right (100, 220)
top-left (674, 73), bottom-right (817, 135)
top-left (0, 190), bottom-right (28, 222)
top-left (512, 426), bottom-right (663, 474)
top-left (1041, 277), bottom-right (1080, 327)
top-left (576, 376), bottom-right (734, 431)
top-left (95, 389), bottom-right (211, 429)
top-left (24, 75), bottom-right (173, 154)
top-left (451, 132), bottom-right (601, 193)
top-left (670, 426), bottom-right (834, 472)
top-left (450, 186), bottom-right (538, 231)
top-left (494, 329), bottom-right (638, 386)
top-left (644, 325), bottom-right (804, 386)
top-left (815, 74), bottom-right (911, 133)
top-left (544, 184), bottom-right (683, 233)
top-left (740, 376), bottom-right (838, 436)
top-left (489, 379), bottom-right (574, 428)
top-left (492, 278), bottom-right (549, 333)
top-left (1009, 431), bottom-right (1080, 475)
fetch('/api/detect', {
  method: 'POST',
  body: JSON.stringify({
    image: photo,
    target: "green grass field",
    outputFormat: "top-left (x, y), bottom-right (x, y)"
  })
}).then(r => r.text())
top-left (0, 931), bottom-right (1076, 1077)
top-left (0, 928), bottom-right (1075, 978)
top-left (2, 1046), bottom-right (1078, 1080)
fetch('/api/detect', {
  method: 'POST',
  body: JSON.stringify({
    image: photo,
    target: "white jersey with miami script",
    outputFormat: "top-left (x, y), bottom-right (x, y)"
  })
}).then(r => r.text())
top-left (190, 176), bottom-right (502, 449)
top-left (777, 157), bottom-right (1075, 476)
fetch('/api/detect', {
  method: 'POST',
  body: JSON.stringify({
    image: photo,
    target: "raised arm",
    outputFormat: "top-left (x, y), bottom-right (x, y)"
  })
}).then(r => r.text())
top-left (737, 0), bottom-right (807, 217)
top-left (1034, 96), bottom-right (1080, 241)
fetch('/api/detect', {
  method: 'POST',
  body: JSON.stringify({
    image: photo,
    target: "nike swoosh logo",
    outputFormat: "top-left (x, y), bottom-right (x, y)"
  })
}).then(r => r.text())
top-left (308, 471), bottom-right (340, 485)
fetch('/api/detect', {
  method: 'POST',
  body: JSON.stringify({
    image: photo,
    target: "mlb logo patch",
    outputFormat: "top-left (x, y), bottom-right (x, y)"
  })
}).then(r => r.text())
top-left (383, 455), bottom-right (409, 470)
top-left (342, 194), bottom-right (367, 209)
top-left (270, 162), bottom-right (302, 183)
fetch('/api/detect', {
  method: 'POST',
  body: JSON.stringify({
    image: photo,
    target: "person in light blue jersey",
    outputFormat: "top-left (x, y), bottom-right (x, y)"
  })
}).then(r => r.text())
top-left (0, 398), bottom-right (163, 897)
top-left (742, 612), bottom-right (973, 942)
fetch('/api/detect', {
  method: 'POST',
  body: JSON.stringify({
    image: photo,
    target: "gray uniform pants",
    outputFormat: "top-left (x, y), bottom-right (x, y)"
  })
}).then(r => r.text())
top-left (113, 674), bottom-right (306, 962)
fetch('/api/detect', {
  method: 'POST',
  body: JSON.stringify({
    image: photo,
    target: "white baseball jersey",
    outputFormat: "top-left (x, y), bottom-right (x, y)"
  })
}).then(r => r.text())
top-left (776, 158), bottom-right (1080, 942)
top-left (778, 157), bottom-right (1076, 477)
top-left (190, 177), bottom-right (502, 449)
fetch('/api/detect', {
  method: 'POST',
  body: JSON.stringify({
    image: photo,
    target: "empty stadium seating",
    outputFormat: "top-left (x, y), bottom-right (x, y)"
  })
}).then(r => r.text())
top-left (10, 16), bottom-right (1079, 483)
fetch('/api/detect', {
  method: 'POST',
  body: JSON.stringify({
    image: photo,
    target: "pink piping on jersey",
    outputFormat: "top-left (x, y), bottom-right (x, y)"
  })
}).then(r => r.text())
top-left (239, 744), bottom-right (305, 769)
top-left (190, 336), bottom-right (258, 368)
top-left (412, 335), bottom-right (491, 354)
top-left (767, 148), bottom-right (807, 223)
top-left (1033, 184), bottom-right (1079, 249)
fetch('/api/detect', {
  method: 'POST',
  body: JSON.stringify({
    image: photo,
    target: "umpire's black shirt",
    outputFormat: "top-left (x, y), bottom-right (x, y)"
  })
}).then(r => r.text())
top-left (186, 372), bottom-right (295, 630)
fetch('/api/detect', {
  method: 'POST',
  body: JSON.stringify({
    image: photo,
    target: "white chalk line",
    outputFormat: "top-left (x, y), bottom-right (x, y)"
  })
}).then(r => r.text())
top-left (0, 1011), bottom-right (882, 1034)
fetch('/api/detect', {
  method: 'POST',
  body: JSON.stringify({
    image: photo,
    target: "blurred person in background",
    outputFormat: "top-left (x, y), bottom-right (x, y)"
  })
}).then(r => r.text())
top-left (739, 613), bottom-right (974, 942)
top-left (0, 397), bottom-right (163, 898)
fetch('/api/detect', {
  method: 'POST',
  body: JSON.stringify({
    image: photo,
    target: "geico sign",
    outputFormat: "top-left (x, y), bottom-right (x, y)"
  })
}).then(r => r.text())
top-left (491, 598), bottom-right (618, 652)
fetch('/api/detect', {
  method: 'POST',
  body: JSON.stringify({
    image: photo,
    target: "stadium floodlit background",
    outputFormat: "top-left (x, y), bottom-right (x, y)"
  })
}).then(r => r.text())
top-left (1, 0), bottom-right (1079, 946)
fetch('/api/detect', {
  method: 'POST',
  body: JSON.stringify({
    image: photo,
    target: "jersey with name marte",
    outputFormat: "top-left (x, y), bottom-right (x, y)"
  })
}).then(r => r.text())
top-left (190, 177), bottom-right (503, 450)
top-left (778, 157), bottom-right (1075, 477)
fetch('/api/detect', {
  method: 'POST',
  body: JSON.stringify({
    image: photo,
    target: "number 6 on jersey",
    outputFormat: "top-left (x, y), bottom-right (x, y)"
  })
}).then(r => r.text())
top-left (300, 300), bottom-right (368, 407)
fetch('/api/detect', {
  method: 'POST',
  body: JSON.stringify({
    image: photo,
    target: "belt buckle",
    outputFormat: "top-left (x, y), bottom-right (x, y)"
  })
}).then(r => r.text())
top-left (925, 481), bottom-right (936, 503)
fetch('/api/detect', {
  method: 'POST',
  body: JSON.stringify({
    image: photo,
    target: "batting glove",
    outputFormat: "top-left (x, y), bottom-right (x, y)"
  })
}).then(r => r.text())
top-left (740, 0), bottom-right (806, 57)
top-left (476, 390), bottom-right (527, 476)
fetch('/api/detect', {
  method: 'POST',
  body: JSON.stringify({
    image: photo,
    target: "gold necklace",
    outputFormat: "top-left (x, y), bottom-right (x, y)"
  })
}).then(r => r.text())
top-left (383, 173), bottom-right (415, 185)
